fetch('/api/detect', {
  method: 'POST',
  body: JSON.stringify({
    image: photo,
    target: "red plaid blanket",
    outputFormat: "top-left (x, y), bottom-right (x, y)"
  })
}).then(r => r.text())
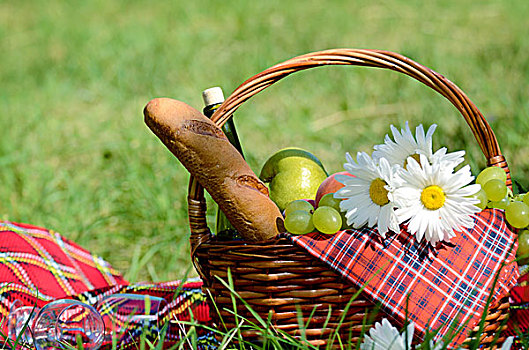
top-left (288, 208), bottom-right (519, 348)
top-left (0, 221), bottom-right (214, 349)
top-left (0, 221), bottom-right (127, 310)
top-left (74, 281), bottom-right (212, 349)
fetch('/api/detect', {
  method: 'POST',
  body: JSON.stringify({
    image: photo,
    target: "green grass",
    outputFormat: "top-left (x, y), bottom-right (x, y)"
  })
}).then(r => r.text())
top-left (2, 265), bottom-right (519, 350)
top-left (1, 0), bottom-right (529, 282)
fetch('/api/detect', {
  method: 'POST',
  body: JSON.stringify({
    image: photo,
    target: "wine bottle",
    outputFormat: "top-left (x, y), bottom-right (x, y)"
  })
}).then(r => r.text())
top-left (202, 87), bottom-right (243, 240)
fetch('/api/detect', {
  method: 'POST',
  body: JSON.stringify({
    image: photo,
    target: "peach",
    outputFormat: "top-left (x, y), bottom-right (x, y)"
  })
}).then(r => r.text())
top-left (315, 171), bottom-right (354, 205)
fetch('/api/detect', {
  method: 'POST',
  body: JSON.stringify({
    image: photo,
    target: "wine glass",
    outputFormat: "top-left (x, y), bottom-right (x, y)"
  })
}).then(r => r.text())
top-left (7, 299), bottom-right (39, 346)
top-left (95, 293), bottom-right (167, 345)
top-left (8, 298), bottom-right (104, 350)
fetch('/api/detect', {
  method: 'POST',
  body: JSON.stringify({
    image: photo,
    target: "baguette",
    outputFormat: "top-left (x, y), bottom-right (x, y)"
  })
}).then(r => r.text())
top-left (144, 97), bottom-right (283, 241)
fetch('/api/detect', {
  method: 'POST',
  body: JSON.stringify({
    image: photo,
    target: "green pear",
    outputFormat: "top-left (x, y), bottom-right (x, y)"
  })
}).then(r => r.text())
top-left (259, 148), bottom-right (328, 211)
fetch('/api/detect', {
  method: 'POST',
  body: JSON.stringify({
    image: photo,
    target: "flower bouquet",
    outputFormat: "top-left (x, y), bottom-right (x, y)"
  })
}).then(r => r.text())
top-left (336, 122), bottom-right (479, 245)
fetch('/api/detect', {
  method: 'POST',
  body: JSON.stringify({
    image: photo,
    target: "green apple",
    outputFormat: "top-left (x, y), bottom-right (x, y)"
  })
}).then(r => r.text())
top-left (259, 148), bottom-right (328, 211)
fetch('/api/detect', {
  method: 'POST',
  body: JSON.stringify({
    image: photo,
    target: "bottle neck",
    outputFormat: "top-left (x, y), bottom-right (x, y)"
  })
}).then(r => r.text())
top-left (203, 104), bottom-right (244, 158)
top-left (203, 104), bottom-right (219, 119)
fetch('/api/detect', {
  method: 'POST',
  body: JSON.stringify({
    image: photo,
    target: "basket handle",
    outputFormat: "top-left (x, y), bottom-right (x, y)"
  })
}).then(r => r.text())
top-left (188, 48), bottom-right (510, 253)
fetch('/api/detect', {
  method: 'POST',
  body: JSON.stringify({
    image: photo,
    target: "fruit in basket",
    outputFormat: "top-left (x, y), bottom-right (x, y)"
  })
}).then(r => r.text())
top-left (284, 210), bottom-right (315, 235)
top-left (483, 179), bottom-right (508, 202)
top-left (475, 166), bottom-right (509, 203)
top-left (283, 198), bottom-right (343, 235)
top-left (284, 199), bottom-right (314, 216)
top-left (318, 193), bottom-right (348, 229)
top-left (313, 206), bottom-right (342, 234)
top-left (505, 201), bottom-right (529, 229)
top-left (318, 193), bottom-right (342, 211)
top-left (474, 166), bottom-right (529, 230)
top-left (476, 166), bottom-right (507, 186)
top-left (259, 148), bottom-right (328, 211)
top-left (315, 171), bottom-right (354, 205)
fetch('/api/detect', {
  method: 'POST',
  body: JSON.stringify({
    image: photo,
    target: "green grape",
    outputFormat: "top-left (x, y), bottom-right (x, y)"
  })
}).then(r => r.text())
top-left (284, 200), bottom-right (314, 217)
top-left (284, 210), bottom-right (314, 235)
top-left (312, 206), bottom-right (342, 234)
top-left (476, 166), bottom-right (507, 186)
top-left (487, 197), bottom-right (509, 210)
top-left (318, 193), bottom-right (342, 212)
top-left (318, 193), bottom-right (349, 229)
top-left (522, 193), bottom-right (529, 207)
top-left (483, 179), bottom-right (508, 202)
top-left (470, 188), bottom-right (488, 210)
top-left (505, 201), bottom-right (529, 229)
top-left (517, 229), bottom-right (529, 265)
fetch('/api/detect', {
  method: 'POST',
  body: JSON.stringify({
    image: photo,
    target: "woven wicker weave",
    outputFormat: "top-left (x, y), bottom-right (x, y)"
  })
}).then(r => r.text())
top-left (186, 49), bottom-right (512, 348)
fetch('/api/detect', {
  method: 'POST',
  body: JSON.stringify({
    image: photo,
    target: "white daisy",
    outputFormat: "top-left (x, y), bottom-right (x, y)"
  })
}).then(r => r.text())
top-left (334, 152), bottom-right (401, 237)
top-left (373, 122), bottom-right (465, 170)
top-left (430, 147), bottom-right (466, 171)
top-left (392, 154), bottom-right (481, 245)
top-left (360, 318), bottom-right (414, 350)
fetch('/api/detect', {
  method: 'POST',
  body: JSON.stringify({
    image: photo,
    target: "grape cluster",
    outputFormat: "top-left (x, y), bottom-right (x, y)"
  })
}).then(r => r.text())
top-left (284, 194), bottom-right (346, 235)
top-left (473, 166), bottom-right (529, 264)
top-left (473, 167), bottom-right (529, 228)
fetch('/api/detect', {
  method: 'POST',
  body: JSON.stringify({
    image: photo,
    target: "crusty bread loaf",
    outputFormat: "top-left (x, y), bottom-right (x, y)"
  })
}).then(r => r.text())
top-left (144, 97), bottom-right (282, 241)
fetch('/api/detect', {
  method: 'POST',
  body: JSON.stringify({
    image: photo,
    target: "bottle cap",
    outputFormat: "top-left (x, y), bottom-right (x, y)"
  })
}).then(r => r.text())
top-left (202, 87), bottom-right (225, 106)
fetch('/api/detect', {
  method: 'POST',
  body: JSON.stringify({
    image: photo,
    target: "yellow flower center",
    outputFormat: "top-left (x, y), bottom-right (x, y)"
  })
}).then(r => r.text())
top-left (369, 178), bottom-right (389, 206)
top-left (421, 185), bottom-right (446, 210)
top-left (404, 153), bottom-right (422, 169)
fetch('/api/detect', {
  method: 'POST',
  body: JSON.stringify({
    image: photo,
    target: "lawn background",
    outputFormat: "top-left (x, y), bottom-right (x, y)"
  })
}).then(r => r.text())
top-left (1, 0), bottom-right (528, 282)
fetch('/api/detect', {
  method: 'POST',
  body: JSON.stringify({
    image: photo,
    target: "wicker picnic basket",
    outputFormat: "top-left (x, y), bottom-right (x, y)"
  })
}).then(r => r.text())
top-left (187, 49), bottom-right (513, 348)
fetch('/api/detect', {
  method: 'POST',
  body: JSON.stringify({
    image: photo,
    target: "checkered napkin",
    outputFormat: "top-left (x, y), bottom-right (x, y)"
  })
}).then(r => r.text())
top-left (287, 208), bottom-right (519, 347)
